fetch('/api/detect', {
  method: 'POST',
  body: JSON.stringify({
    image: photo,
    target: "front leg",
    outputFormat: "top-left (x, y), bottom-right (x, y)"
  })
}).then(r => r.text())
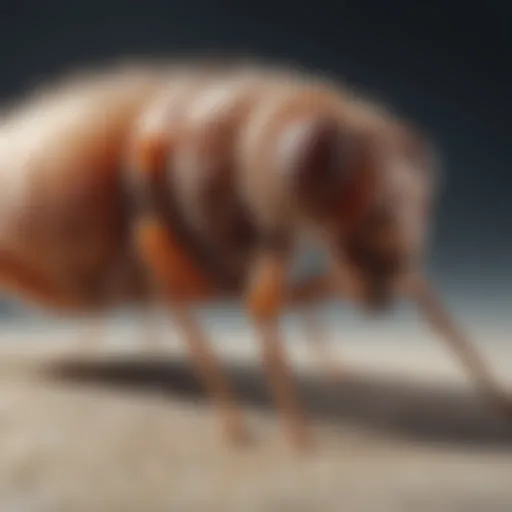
top-left (245, 249), bottom-right (312, 451)
top-left (406, 274), bottom-right (512, 416)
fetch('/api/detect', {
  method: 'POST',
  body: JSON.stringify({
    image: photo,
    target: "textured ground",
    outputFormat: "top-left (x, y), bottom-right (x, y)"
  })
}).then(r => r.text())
top-left (0, 314), bottom-right (511, 512)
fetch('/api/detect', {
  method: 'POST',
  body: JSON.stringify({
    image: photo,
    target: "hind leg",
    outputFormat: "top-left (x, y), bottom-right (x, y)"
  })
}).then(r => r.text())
top-left (245, 250), bottom-right (313, 451)
top-left (133, 216), bottom-right (248, 444)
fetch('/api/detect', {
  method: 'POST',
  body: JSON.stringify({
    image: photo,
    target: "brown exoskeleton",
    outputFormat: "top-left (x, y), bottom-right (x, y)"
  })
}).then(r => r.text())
top-left (0, 58), bottom-right (508, 450)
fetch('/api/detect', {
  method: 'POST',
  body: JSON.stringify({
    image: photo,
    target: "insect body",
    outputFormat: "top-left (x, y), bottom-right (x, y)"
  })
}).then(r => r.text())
top-left (0, 59), bottom-right (508, 449)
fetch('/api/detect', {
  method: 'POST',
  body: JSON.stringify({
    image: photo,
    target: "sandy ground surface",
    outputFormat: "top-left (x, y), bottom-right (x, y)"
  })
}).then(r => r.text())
top-left (0, 315), bottom-right (511, 512)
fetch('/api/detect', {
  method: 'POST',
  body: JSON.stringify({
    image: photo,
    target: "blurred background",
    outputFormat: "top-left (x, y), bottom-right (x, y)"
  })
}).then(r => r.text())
top-left (0, 2), bottom-right (510, 510)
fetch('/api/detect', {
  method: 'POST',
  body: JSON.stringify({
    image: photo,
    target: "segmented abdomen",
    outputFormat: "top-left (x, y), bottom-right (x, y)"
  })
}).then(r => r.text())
top-left (128, 66), bottom-right (344, 291)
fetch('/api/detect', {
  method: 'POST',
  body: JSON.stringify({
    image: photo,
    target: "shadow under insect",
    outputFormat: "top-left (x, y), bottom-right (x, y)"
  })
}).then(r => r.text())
top-left (45, 353), bottom-right (512, 449)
